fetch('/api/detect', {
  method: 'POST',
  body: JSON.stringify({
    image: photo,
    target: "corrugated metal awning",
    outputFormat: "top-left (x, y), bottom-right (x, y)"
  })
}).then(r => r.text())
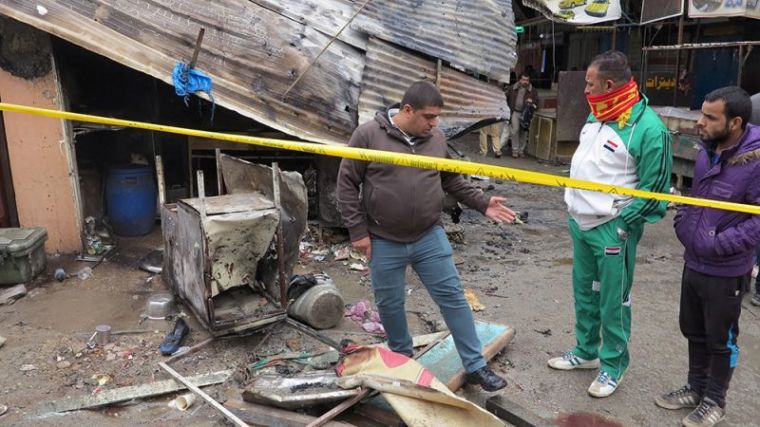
top-left (353, 0), bottom-right (517, 83)
top-left (359, 38), bottom-right (509, 139)
top-left (0, 0), bottom-right (516, 144)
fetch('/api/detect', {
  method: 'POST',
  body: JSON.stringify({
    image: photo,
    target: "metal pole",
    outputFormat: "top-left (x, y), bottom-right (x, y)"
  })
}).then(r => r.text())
top-left (196, 170), bottom-right (206, 221)
top-left (737, 45), bottom-right (744, 86)
top-left (673, 1), bottom-right (685, 107)
top-left (155, 155), bottom-right (166, 206)
top-left (188, 28), bottom-right (205, 69)
top-left (215, 148), bottom-right (224, 195)
top-left (436, 59), bottom-right (442, 88)
top-left (272, 162), bottom-right (288, 308)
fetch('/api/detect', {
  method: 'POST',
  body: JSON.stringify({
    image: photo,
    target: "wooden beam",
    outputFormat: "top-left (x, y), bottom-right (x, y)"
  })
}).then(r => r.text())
top-left (155, 155), bottom-right (166, 206)
top-left (272, 162), bottom-right (288, 308)
top-left (188, 28), bottom-right (206, 69)
top-left (224, 400), bottom-right (356, 427)
top-left (281, 0), bottom-right (372, 98)
top-left (307, 388), bottom-right (369, 427)
top-left (158, 362), bottom-right (248, 427)
top-left (164, 336), bottom-right (215, 364)
top-left (485, 396), bottom-right (553, 427)
top-left (36, 370), bottom-right (231, 415)
top-left (446, 326), bottom-right (514, 391)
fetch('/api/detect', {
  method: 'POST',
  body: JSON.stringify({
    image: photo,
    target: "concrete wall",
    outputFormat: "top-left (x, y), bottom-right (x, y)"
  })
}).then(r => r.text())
top-left (0, 21), bottom-right (81, 253)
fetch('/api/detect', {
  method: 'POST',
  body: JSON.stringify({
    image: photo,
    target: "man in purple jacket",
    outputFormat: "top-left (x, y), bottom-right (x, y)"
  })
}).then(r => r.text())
top-left (655, 86), bottom-right (760, 427)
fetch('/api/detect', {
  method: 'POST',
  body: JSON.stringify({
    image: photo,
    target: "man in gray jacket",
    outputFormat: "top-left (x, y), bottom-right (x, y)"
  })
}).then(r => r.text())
top-left (337, 80), bottom-right (515, 391)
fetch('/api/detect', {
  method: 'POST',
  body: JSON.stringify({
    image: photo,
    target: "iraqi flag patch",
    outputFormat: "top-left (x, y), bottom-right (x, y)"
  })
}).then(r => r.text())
top-left (603, 140), bottom-right (618, 152)
top-left (605, 246), bottom-right (621, 256)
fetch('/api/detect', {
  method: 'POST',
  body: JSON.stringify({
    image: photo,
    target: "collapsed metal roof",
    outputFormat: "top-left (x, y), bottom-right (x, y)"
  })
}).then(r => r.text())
top-left (0, 0), bottom-right (516, 144)
top-left (359, 37), bottom-right (510, 139)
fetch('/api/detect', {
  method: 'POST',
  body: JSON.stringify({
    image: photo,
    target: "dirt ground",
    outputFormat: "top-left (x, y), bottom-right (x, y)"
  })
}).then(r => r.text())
top-left (1, 134), bottom-right (759, 426)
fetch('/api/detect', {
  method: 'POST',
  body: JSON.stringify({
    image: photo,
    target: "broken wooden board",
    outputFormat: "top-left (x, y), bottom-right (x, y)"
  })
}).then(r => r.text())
top-left (486, 396), bottom-right (554, 427)
top-left (0, 284), bottom-right (26, 305)
top-left (34, 369), bottom-right (231, 416)
top-left (367, 321), bottom-right (515, 415)
top-left (336, 374), bottom-right (505, 427)
top-left (224, 399), bottom-right (356, 427)
top-left (417, 320), bottom-right (515, 391)
top-left (444, 322), bottom-right (515, 391)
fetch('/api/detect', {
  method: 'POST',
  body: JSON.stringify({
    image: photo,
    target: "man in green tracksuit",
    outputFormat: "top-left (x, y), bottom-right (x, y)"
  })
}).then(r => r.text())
top-left (548, 50), bottom-right (673, 398)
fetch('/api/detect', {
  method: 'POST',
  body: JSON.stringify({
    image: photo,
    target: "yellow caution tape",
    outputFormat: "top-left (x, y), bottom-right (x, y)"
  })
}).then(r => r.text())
top-left (1, 102), bottom-right (758, 215)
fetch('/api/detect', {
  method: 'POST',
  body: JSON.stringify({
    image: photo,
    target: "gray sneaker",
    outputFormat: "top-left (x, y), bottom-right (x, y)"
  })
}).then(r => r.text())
top-left (682, 399), bottom-right (725, 427)
top-left (655, 385), bottom-right (700, 410)
top-left (751, 292), bottom-right (760, 306)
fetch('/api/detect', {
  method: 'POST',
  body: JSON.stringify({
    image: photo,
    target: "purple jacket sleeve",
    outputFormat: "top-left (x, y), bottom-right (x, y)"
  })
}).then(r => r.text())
top-left (715, 164), bottom-right (760, 257)
top-left (336, 128), bottom-right (370, 242)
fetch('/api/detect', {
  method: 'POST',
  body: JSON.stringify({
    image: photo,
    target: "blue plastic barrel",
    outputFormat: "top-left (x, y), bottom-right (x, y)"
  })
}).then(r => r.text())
top-left (106, 165), bottom-right (157, 236)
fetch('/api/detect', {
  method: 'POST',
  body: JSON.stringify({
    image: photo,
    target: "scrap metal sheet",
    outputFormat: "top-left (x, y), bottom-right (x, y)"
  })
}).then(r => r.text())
top-left (353, 0), bottom-right (516, 83)
top-left (0, 0), bottom-right (517, 143)
top-left (0, 0), bottom-right (363, 144)
top-left (219, 154), bottom-right (307, 298)
top-left (359, 38), bottom-right (509, 139)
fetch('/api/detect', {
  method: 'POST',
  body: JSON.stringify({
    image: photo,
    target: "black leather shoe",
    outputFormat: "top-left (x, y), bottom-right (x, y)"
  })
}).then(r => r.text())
top-left (466, 366), bottom-right (507, 391)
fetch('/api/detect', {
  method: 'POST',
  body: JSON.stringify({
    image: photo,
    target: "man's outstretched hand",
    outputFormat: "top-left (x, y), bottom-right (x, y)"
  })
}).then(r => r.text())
top-left (485, 196), bottom-right (516, 224)
top-left (351, 236), bottom-right (371, 261)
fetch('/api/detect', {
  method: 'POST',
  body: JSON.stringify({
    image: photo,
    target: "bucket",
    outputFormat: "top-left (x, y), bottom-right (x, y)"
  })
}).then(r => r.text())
top-left (287, 276), bottom-right (344, 330)
top-left (106, 165), bottom-right (157, 236)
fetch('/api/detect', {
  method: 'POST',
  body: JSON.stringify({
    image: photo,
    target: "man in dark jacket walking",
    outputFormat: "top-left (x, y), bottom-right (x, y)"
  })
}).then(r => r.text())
top-left (655, 86), bottom-right (760, 427)
top-left (337, 81), bottom-right (516, 391)
top-left (506, 72), bottom-right (539, 158)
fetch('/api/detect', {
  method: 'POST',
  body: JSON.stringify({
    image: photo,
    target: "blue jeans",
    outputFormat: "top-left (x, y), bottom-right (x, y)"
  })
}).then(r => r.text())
top-left (369, 226), bottom-right (485, 373)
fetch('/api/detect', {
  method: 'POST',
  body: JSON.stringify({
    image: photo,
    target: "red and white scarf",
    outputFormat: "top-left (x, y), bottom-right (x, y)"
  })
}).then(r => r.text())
top-left (587, 79), bottom-right (640, 128)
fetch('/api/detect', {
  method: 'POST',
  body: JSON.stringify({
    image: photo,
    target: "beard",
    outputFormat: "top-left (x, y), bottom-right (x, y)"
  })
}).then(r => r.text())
top-left (700, 124), bottom-right (731, 146)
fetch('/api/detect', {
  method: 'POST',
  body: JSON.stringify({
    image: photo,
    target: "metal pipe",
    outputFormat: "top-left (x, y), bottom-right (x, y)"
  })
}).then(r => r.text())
top-left (642, 41), bottom-right (760, 51)
top-left (272, 162), bottom-right (288, 309)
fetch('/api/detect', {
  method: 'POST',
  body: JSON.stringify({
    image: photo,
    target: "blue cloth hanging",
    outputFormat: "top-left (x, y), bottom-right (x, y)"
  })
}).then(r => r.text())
top-left (172, 62), bottom-right (215, 122)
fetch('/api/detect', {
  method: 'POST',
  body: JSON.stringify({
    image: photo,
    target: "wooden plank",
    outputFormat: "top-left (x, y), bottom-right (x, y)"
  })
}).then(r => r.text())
top-left (307, 390), bottom-right (368, 427)
top-left (486, 396), bottom-right (554, 427)
top-left (36, 370), bottom-right (231, 415)
top-left (224, 399), bottom-right (356, 427)
top-left (158, 362), bottom-right (248, 427)
top-left (352, 403), bottom-right (405, 427)
top-left (412, 321), bottom-right (515, 392)
top-left (155, 155), bottom-right (166, 206)
top-left (307, 331), bottom-right (450, 427)
top-left (0, 284), bottom-right (26, 305)
top-left (164, 336), bottom-right (215, 364)
top-left (365, 321), bottom-right (514, 416)
top-left (446, 325), bottom-right (515, 391)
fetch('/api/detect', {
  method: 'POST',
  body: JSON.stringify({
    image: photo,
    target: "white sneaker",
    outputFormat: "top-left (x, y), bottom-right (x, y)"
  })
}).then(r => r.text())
top-left (548, 351), bottom-right (600, 370)
top-left (588, 370), bottom-right (621, 398)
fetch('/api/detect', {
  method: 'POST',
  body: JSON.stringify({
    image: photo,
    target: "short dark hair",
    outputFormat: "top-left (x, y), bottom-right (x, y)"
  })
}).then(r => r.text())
top-left (401, 80), bottom-right (444, 110)
top-left (589, 50), bottom-right (631, 84)
top-left (519, 72), bottom-right (531, 79)
top-left (704, 86), bottom-right (752, 129)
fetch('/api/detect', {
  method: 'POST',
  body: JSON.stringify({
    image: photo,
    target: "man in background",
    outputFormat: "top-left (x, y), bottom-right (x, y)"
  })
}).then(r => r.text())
top-left (506, 72), bottom-right (539, 158)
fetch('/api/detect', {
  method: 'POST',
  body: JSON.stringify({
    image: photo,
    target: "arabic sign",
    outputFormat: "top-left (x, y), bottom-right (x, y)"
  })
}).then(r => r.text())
top-left (643, 72), bottom-right (693, 107)
top-left (641, 0), bottom-right (684, 24)
top-left (646, 75), bottom-right (677, 91)
top-left (523, 0), bottom-right (622, 24)
top-left (689, 0), bottom-right (760, 18)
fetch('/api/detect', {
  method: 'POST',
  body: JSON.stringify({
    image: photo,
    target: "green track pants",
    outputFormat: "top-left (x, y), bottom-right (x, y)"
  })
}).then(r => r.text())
top-left (568, 216), bottom-right (643, 379)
